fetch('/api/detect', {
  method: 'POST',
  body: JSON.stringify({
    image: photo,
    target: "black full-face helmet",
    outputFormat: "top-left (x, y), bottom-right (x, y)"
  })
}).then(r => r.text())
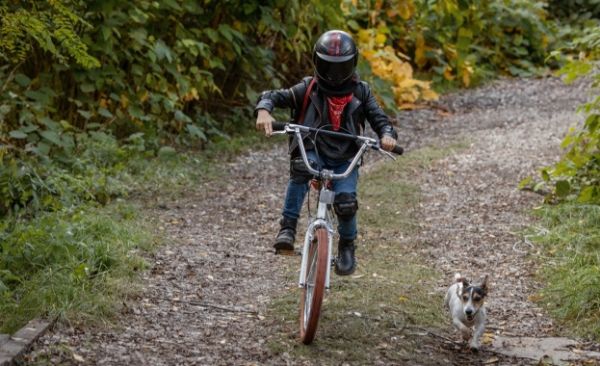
top-left (313, 30), bottom-right (358, 86)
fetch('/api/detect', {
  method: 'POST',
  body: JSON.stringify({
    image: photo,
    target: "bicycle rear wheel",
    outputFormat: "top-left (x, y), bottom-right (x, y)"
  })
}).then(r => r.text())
top-left (299, 227), bottom-right (329, 344)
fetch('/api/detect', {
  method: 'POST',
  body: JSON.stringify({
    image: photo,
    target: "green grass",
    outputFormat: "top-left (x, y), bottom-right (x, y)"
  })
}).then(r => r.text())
top-left (0, 202), bottom-right (156, 333)
top-left (530, 203), bottom-right (600, 340)
top-left (267, 145), bottom-right (465, 364)
top-left (0, 130), bottom-right (273, 334)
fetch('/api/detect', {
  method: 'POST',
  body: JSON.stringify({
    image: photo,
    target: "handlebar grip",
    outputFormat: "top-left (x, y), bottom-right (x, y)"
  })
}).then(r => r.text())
top-left (392, 144), bottom-right (404, 155)
top-left (272, 121), bottom-right (287, 131)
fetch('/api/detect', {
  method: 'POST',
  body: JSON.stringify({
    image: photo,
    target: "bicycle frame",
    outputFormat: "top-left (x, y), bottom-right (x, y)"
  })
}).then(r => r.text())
top-left (271, 122), bottom-right (401, 344)
top-left (273, 124), bottom-right (381, 289)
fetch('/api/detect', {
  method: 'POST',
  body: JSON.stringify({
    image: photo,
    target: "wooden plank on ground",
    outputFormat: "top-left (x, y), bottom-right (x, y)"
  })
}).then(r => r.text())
top-left (0, 319), bottom-right (51, 366)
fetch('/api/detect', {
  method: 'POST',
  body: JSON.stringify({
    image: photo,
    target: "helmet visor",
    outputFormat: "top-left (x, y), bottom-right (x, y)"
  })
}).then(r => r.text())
top-left (315, 56), bottom-right (355, 85)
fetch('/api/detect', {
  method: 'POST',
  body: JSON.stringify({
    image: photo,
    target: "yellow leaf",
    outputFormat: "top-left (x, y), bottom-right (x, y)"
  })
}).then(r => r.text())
top-left (444, 44), bottom-right (457, 61)
top-left (481, 332), bottom-right (495, 345)
top-left (443, 66), bottom-right (455, 81)
top-left (397, 78), bottom-right (419, 89)
top-left (386, 8), bottom-right (398, 18)
top-left (120, 94), bottom-right (129, 109)
top-left (399, 102), bottom-right (420, 110)
top-left (140, 90), bottom-right (149, 103)
top-left (357, 29), bottom-right (372, 45)
top-left (462, 69), bottom-right (471, 87)
top-left (528, 293), bottom-right (543, 302)
top-left (398, 0), bottom-right (416, 20)
top-left (461, 62), bottom-right (474, 87)
top-left (375, 32), bottom-right (387, 45)
top-left (415, 33), bottom-right (427, 68)
top-left (421, 88), bottom-right (439, 101)
top-left (398, 296), bottom-right (408, 302)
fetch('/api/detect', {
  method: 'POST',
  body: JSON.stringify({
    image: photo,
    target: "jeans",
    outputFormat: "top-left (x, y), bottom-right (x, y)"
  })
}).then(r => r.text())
top-left (282, 150), bottom-right (358, 240)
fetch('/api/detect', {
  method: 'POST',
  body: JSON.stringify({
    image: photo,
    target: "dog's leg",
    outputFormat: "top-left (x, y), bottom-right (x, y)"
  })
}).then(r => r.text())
top-left (443, 290), bottom-right (450, 309)
top-left (469, 316), bottom-right (485, 351)
top-left (452, 318), bottom-right (472, 341)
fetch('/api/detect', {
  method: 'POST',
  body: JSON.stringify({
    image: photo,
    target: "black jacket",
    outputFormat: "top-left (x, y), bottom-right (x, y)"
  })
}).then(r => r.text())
top-left (255, 76), bottom-right (397, 161)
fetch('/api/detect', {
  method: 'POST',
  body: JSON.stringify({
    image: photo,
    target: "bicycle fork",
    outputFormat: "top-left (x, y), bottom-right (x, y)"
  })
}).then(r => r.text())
top-left (298, 187), bottom-right (335, 290)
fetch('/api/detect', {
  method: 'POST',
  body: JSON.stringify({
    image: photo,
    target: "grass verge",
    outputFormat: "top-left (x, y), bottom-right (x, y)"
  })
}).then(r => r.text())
top-left (0, 202), bottom-right (155, 333)
top-left (530, 203), bottom-right (600, 340)
top-left (267, 145), bottom-right (461, 364)
top-left (0, 130), bottom-right (271, 334)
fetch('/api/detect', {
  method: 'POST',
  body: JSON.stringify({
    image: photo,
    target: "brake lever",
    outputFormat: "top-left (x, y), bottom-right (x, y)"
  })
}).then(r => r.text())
top-left (376, 146), bottom-right (397, 161)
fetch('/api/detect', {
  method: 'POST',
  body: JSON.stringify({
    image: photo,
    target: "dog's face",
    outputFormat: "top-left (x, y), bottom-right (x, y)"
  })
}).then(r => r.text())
top-left (458, 275), bottom-right (488, 321)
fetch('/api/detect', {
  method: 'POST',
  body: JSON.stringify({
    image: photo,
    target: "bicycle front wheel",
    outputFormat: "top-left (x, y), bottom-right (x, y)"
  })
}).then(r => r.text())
top-left (299, 227), bottom-right (329, 344)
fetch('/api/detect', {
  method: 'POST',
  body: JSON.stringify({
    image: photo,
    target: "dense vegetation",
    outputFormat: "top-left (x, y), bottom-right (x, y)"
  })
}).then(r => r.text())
top-left (0, 0), bottom-right (598, 337)
top-left (526, 19), bottom-right (600, 338)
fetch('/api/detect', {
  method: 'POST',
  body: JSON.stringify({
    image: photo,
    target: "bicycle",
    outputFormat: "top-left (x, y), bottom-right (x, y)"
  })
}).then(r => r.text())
top-left (271, 121), bottom-right (403, 344)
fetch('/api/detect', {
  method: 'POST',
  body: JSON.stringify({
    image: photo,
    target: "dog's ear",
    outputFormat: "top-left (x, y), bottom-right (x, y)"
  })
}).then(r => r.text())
top-left (479, 275), bottom-right (489, 294)
top-left (461, 278), bottom-right (470, 288)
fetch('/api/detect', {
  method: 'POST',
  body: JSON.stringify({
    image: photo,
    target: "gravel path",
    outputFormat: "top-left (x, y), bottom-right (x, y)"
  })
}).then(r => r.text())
top-left (26, 76), bottom-right (598, 365)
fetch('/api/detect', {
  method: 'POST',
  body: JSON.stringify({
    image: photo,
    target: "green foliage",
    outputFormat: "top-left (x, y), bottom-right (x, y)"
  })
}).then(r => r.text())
top-left (0, 0), bottom-right (343, 218)
top-left (547, 0), bottom-right (600, 21)
top-left (0, 0), bottom-right (100, 68)
top-left (343, 0), bottom-right (555, 89)
top-left (530, 204), bottom-right (600, 340)
top-left (538, 27), bottom-right (600, 204)
top-left (0, 0), bottom-right (341, 157)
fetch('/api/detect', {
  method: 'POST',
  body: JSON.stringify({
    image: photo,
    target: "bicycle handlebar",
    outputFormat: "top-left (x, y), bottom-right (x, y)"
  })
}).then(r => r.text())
top-left (272, 121), bottom-right (403, 155)
top-left (271, 121), bottom-right (403, 180)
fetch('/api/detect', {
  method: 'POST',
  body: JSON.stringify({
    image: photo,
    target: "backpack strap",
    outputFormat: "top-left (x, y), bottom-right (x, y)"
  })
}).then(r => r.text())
top-left (297, 77), bottom-right (316, 124)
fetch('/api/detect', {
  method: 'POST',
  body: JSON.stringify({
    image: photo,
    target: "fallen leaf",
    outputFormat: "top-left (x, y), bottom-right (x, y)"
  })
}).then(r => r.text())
top-left (482, 332), bottom-right (495, 345)
top-left (483, 356), bottom-right (499, 364)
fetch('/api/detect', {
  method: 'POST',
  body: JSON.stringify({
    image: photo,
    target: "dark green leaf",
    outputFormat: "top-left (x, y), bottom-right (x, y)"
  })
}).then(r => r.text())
top-left (80, 83), bottom-right (95, 93)
top-left (555, 180), bottom-right (571, 198)
top-left (98, 108), bottom-right (113, 118)
top-left (78, 110), bottom-right (93, 120)
top-left (39, 130), bottom-right (63, 146)
top-left (9, 130), bottom-right (28, 139)
top-left (14, 74), bottom-right (31, 87)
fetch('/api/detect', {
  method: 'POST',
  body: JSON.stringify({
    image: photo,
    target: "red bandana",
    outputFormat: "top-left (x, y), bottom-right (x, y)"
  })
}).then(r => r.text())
top-left (327, 94), bottom-right (353, 131)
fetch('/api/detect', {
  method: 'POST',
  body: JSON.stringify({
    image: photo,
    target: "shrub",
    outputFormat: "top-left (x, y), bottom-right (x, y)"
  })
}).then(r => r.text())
top-left (539, 27), bottom-right (600, 203)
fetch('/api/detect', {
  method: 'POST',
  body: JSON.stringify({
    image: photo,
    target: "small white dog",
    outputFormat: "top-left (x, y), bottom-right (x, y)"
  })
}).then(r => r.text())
top-left (444, 273), bottom-right (488, 351)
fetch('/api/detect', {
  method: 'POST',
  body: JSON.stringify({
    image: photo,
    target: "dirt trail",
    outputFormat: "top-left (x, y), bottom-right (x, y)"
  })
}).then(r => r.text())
top-left (27, 77), bottom-right (599, 365)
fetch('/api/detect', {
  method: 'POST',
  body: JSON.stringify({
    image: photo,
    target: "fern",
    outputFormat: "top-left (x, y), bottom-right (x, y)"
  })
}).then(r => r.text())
top-left (0, 1), bottom-right (98, 68)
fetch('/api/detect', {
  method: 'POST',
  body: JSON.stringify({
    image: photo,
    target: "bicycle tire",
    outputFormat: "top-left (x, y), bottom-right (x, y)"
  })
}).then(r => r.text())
top-left (299, 227), bottom-right (329, 344)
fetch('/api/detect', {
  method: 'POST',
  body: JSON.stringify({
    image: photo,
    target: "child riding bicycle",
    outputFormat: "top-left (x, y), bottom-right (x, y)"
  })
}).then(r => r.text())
top-left (255, 30), bottom-right (398, 276)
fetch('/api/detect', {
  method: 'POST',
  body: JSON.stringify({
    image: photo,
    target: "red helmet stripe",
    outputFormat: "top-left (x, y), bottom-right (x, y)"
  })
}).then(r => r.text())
top-left (328, 32), bottom-right (342, 57)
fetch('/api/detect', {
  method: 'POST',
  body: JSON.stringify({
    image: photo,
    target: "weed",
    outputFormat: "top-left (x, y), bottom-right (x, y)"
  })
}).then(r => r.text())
top-left (0, 202), bottom-right (155, 333)
top-left (530, 204), bottom-right (600, 340)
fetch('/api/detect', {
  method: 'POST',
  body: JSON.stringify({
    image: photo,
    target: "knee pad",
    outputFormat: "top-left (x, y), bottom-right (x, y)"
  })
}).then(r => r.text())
top-left (334, 192), bottom-right (358, 220)
top-left (290, 157), bottom-right (316, 184)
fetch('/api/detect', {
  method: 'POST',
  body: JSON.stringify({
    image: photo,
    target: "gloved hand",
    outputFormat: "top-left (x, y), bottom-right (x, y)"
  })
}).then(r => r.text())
top-left (256, 109), bottom-right (275, 136)
top-left (380, 134), bottom-right (396, 151)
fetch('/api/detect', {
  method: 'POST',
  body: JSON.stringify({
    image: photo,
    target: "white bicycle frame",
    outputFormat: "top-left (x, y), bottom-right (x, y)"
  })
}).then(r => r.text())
top-left (273, 123), bottom-right (388, 290)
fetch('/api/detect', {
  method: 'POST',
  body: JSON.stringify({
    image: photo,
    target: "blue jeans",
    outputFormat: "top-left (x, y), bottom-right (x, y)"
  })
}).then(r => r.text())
top-left (282, 150), bottom-right (358, 240)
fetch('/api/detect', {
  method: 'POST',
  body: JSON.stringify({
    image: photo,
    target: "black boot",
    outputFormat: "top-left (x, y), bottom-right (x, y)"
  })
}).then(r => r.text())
top-left (335, 238), bottom-right (356, 275)
top-left (273, 217), bottom-right (297, 254)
